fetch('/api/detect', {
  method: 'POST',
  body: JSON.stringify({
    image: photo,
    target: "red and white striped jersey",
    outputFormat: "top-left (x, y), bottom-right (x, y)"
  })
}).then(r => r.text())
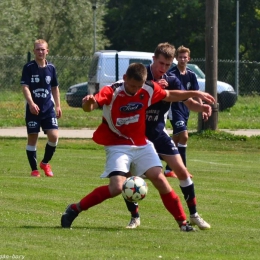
top-left (92, 80), bottom-right (167, 146)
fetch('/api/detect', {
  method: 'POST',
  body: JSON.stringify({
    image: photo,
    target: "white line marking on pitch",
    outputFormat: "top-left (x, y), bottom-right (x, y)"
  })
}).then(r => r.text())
top-left (190, 159), bottom-right (233, 166)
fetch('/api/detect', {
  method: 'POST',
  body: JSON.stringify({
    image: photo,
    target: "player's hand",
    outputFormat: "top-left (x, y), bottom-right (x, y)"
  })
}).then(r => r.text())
top-left (56, 106), bottom-right (62, 119)
top-left (82, 95), bottom-right (96, 104)
top-left (201, 104), bottom-right (212, 120)
top-left (82, 95), bottom-right (97, 112)
top-left (198, 91), bottom-right (215, 104)
top-left (156, 79), bottom-right (168, 88)
top-left (29, 103), bottom-right (40, 115)
top-left (202, 111), bottom-right (209, 121)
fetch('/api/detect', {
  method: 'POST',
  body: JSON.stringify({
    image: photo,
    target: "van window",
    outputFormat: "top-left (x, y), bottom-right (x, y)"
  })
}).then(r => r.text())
top-left (103, 58), bottom-right (152, 77)
top-left (187, 64), bottom-right (205, 79)
top-left (129, 59), bottom-right (152, 66)
top-left (168, 63), bottom-right (206, 79)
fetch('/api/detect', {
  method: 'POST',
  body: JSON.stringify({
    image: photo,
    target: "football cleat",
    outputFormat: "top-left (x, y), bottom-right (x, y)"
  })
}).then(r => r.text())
top-left (180, 222), bottom-right (196, 232)
top-left (61, 204), bottom-right (79, 228)
top-left (31, 170), bottom-right (40, 177)
top-left (126, 217), bottom-right (141, 229)
top-left (40, 162), bottom-right (53, 177)
top-left (164, 170), bottom-right (177, 178)
top-left (190, 214), bottom-right (211, 230)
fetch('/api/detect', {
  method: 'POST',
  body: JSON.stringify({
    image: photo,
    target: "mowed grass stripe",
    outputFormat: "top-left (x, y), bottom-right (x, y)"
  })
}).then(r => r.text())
top-left (0, 136), bottom-right (260, 259)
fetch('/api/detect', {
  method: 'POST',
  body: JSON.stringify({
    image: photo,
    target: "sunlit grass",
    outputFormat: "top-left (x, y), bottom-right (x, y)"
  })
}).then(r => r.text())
top-left (0, 90), bottom-right (260, 129)
top-left (0, 136), bottom-right (260, 259)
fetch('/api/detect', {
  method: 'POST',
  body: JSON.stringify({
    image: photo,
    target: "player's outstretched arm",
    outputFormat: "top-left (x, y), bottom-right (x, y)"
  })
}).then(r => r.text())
top-left (195, 91), bottom-right (216, 104)
top-left (164, 90), bottom-right (215, 104)
top-left (184, 99), bottom-right (212, 115)
top-left (82, 95), bottom-right (98, 112)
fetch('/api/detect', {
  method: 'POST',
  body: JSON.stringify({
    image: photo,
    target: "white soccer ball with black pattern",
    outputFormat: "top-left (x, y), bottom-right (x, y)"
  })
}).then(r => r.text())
top-left (122, 176), bottom-right (148, 202)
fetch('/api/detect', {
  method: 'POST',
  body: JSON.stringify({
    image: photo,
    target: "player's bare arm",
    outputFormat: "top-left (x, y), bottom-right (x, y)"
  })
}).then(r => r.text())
top-left (194, 91), bottom-right (215, 104)
top-left (82, 95), bottom-right (98, 112)
top-left (192, 96), bottom-right (209, 121)
top-left (184, 99), bottom-right (212, 116)
top-left (52, 86), bottom-right (62, 118)
top-left (22, 85), bottom-right (40, 115)
top-left (164, 90), bottom-right (215, 104)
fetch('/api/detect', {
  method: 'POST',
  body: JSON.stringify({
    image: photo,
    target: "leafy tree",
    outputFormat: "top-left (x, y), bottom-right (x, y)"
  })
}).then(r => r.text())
top-left (0, 0), bottom-right (36, 55)
top-left (0, 0), bottom-right (109, 57)
top-left (0, 0), bottom-right (110, 90)
top-left (219, 0), bottom-right (260, 61)
top-left (104, 0), bottom-right (260, 61)
top-left (104, 0), bottom-right (205, 56)
top-left (239, 0), bottom-right (260, 61)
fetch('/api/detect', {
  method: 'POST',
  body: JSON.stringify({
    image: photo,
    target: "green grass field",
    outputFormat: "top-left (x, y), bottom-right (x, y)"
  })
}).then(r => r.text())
top-left (0, 91), bottom-right (260, 129)
top-left (0, 135), bottom-right (260, 260)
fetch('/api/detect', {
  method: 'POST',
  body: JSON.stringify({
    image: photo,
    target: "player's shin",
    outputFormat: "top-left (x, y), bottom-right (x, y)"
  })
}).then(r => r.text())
top-left (160, 190), bottom-right (187, 226)
top-left (79, 185), bottom-right (112, 211)
top-left (124, 198), bottom-right (139, 218)
top-left (179, 182), bottom-right (197, 215)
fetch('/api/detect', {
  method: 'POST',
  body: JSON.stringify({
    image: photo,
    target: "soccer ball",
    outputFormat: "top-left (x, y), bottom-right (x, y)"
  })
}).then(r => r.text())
top-left (122, 176), bottom-right (148, 202)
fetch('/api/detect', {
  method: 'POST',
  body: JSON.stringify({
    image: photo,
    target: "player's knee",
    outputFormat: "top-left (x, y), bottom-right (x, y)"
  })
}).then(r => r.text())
top-left (148, 172), bottom-right (172, 193)
top-left (180, 134), bottom-right (188, 143)
top-left (48, 140), bottom-right (58, 147)
top-left (109, 184), bottom-right (122, 197)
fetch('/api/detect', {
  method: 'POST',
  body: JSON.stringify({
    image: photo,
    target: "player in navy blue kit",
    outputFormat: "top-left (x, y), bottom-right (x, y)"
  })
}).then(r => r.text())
top-left (125, 43), bottom-right (212, 230)
top-left (21, 39), bottom-right (62, 177)
top-left (165, 45), bottom-right (209, 175)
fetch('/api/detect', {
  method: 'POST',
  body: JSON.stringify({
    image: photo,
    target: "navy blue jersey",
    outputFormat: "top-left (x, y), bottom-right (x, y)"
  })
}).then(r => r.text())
top-left (145, 65), bottom-right (185, 140)
top-left (21, 60), bottom-right (59, 119)
top-left (168, 66), bottom-right (199, 119)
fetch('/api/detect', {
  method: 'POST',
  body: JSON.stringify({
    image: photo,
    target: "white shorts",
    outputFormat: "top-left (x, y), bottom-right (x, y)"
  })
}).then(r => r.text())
top-left (100, 141), bottom-right (162, 178)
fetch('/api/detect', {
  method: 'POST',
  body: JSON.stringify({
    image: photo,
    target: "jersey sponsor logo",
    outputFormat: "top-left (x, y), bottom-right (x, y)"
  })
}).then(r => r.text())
top-left (146, 114), bottom-right (159, 122)
top-left (45, 76), bottom-right (51, 84)
top-left (175, 120), bottom-right (185, 128)
top-left (146, 109), bottom-right (159, 114)
top-left (116, 114), bottom-right (140, 126)
top-left (120, 102), bottom-right (143, 112)
top-left (146, 109), bottom-right (159, 122)
top-left (33, 88), bottom-right (49, 98)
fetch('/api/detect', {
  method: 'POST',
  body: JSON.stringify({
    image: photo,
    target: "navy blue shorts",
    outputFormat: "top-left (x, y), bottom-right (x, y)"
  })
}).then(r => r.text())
top-left (26, 113), bottom-right (58, 134)
top-left (169, 114), bottom-right (188, 135)
top-left (150, 131), bottom-right (179, 156)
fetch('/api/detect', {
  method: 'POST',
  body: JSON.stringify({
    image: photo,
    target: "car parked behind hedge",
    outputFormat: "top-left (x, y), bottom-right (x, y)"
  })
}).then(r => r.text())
top-left (65, 82), bottom-right (88, 107)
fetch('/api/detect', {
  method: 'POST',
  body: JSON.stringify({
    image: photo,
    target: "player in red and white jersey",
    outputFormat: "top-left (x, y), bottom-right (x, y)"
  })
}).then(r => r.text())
top-left (92, 79), bottom-right (169, 146)
top-left (61, 63), bottom-right (215, 231)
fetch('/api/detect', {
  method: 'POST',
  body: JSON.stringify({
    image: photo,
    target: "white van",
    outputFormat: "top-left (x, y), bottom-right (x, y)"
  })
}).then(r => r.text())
top-left (88, 50), bottom-right (154, 94)
top-left (87, 50), bottom-right (237, 110)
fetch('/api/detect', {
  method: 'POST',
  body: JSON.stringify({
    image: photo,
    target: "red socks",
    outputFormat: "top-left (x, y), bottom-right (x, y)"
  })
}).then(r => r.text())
top-left (160, 190), bottom-right (186, 222)
top-left (79, 185), bottom-right (112, 211)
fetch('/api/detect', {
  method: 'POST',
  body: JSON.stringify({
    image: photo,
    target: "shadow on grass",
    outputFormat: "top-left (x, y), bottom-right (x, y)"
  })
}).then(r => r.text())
top-left (14, 225), bottom-right (187, 233)
top-left (18, 225), bottom-right (143, 232)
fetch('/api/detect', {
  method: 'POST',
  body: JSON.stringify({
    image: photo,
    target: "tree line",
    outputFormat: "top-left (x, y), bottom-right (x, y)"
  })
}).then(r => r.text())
top-left (0, 0), bottom-right (259, 60)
